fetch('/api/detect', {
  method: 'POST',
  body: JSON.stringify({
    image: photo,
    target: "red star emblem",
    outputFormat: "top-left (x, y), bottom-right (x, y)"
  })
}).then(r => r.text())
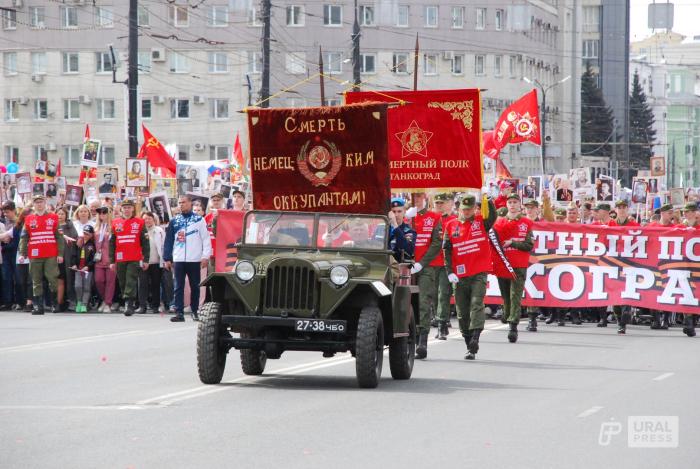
top-left (395, 120), bottom-right (433, 158)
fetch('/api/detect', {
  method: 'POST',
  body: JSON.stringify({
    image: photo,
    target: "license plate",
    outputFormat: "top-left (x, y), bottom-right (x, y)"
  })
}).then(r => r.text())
top-left (294, 319), bottom-right (346, 333)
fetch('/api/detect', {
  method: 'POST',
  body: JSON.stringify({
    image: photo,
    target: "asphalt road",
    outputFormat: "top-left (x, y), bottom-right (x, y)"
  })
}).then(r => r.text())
top-left (1, 312), bottom-right (697, 469)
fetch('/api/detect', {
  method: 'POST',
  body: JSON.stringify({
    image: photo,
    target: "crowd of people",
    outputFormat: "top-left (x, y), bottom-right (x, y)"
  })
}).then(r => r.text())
top-left (387, 183), bottom-right (699, 361)
top-left (3, 190), bottom-right (243, 323)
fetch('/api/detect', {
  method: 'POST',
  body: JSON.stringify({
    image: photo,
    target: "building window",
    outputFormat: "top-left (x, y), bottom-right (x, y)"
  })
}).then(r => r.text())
top-left (323, 5), bottom-right (342, 26)
top-left (33, 145), bottom-right (47, 160)
top-left (170, 99), bottom-right (190, 119)
top-left (475, 55), bottom-right (485, 75)
top-left (360, 53), bottom-right (376, 74)
top-left (392, 53), bottom-right (409, 74)
top-left (475, 8), bottom-right (486, 30)
top-left (31, 52), bottom-right (47, 75)
top-left (247, 51), bottom-right (262, 74)
top-left (99, 146), bottom-right (115, 166)
top-left (494, 55), bottom-right (502, 76)
top-left (324, 52), bottom-right (342, 74)
top-left (138, 51), bottom-right (151, 73)
top-left (324, 98), bottom-right (341, 106)
top-left (138, 6), bottom-right (150, 26)
top-left (209, 99), bottom-right (229, 119)
top-left (5, 146), bottom-right (19, 164)
top-left (29, 7), bottom-right (46, 28)
top-left (495, 9), bottom-right (504, 30)
top-left (141, 98), bottom-right (152, 120)
top-left (247, 2), bottom-right (262, 26)
top-left (62, 52), bottom-right (80, 74)
top-left (286, 5), bottom-right (305, 26)
top-left (63, 99), bottom-right (80, 120)
top-left (360, 5), bottom-right (375, 26)
top-left (286, 97), bottom-right (306, 108)
top-left (509, 55), bottom-right (517, 77)
top-left (208, 5), bottom-right (229, 26)
top-left (452, 54), bottom-right (464, 75)
top-left (4, 52), bottom-right (17, 75)
top-left (97, 99), bottom-right (116, 120)
top-left (169, 52), bottom-right (189, 73)
top-left (424, 53), bottom-right (438, 75)
top-left (64, 146), bottom-right (81, 166)
top-left (210, 145), bottom-right (230, 160)
top-left (424, 6), bottom-right (438, 27)
top-left (583, 6), bottom-right (600, 32)
top-left (96, 7), bottom-right (114, 28)
top-left (452, 7), bottom-right (464, 28)
top-left (208, 52), bottom-right (228, 73)
top-left (169, 4), bottom-right (189, 27)
top-left (582, 39), bottom-right (599, 59)
top-left (95, 52), bottom-right (113, 73)
top-left (2, 8), bottom-right (16, 30)
top-left (177, 145), bottom-right (190, 160)
top-left (396, 5), bottom-right (409, 27)
top-left (285, 52), bottom-right (306, 74)
top-left (60, 6), bottom-right (78, 28)
top-left (4, 99), bottom-right (19, 122)
top-left (34, 99), bottom-right (48, 120)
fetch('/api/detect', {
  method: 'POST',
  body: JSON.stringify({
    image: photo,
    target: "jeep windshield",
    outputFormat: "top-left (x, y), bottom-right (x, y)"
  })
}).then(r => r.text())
top-left (243, 212), bottom-right (388, 250)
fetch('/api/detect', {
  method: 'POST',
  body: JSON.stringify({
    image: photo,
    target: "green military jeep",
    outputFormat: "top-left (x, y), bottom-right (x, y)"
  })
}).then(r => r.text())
top-left (197, 210), bottom-right (419, 388)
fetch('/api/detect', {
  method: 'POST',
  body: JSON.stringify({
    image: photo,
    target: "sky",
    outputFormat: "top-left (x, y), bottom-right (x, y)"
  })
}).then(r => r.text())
top-left (630, 0), bottom-right (700, 41)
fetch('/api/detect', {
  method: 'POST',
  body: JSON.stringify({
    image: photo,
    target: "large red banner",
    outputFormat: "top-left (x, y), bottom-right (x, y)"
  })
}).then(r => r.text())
top-left (485, 222), bottom-right (700, 314)
top-left (345, 89), bottom-right (483, 190)
top-left (214, 209), bottom-right (245, 272)
top-left (247, 103), bottom-right (390, 215)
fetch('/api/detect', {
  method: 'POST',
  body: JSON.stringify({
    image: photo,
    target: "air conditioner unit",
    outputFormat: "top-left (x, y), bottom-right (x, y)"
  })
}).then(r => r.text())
top-left (18, 97), bottom-right (28, 105)
top-left (193, 95), bottom-right (206, 105)
top-left (12, 0), bottom-right (23, 8)
top-left (48, 142), bottom-right (57, 151)
top-left (194, 142), bottom-right (206, 151)
top-left (442, 51), bottom-right (454, 61)
top-left (79, 95), bottom-right (91, 104)
top-left (31, 74), bottom-right (43, 83)
top-left (151, 48), bottom-right (166, 62)
top-left (72, 0), bottom-right (85, 5)
top-left (154, 95), bottom-right (165, 104)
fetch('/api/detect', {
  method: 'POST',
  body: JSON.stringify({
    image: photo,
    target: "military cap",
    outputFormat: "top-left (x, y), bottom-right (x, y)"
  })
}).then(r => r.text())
top-left (390, 197), bottom-right (405, 208)
top-left (507, 193), bottom-right (520, 201)
top-left (32, 194), bottom-right (45, 201)
top-left (121, 199), bottom-right (135, 207)
top-left (595, 203), bottom-right (611, 211)
top-left (615, 200), bottom-right (629, 208)
top-left (210, 192), bottom-right (224, 200)
top-left (684, 202), bottom-right (698, 211)
top-left (659, 203), bottom-right (673, 213)
top-left (433, 193), bottom-right (451, 202)
top-left (523, 199), bottom-right (539, 207)
top-left (459, 195), bottom-right (476, 208)
top-left (497, 207), bottom-right (508, 217)
top-left (566, 202), bottom-right (578, 212)
top-left (554, 208), bottom-right (567, 217)
top-left (583, 202), bottom-right (592, 210)
top-left (231, 188), bottom-right (245, 197)
top-left (82, 224), bottom-right (95, 234)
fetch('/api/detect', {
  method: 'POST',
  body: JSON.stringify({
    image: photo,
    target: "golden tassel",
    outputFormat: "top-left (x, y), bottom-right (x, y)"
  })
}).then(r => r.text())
top-left (481, 194), bottom-right (489, 219)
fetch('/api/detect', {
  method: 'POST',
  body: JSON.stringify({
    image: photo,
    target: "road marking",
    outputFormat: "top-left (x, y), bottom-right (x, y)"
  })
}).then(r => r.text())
top-left (0, 327), bottom-right (192, 353)
top-left (0, 404), bottom-right (166, 411)
top-left (577, 406), bottom-right (604, 418)
top-left (652, 372), bottom-right (674, 381)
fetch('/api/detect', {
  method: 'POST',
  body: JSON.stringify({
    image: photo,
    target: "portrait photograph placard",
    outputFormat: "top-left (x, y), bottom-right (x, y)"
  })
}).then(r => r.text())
top-left (81, 139), bottom-right (101, 168)
top-left (126, 158), bottom-right (148, 188)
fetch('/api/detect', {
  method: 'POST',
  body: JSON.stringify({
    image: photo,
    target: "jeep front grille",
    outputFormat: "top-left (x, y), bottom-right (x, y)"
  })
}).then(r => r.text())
top-left (263, 265), bottom-right (316, 313)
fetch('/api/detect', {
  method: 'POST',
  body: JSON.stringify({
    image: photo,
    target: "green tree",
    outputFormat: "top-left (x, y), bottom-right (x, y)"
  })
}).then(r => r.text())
top-left (628, 71), bottom-right (656, 169)
top-left (581, 64), bottom-right (616, 158)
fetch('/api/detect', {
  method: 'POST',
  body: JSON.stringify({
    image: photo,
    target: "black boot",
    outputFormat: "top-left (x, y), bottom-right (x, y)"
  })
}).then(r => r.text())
top-left (618, 312), bottom-right (630, 334)
top-left (683, 315), bottom-right (696, 337)
top-left (660, 313), bottom-right (670, 330)
top-left (526, 313), bottom-right (537, 332)
top-left (557, 309), bottom-right (566, 326)
top-left (597, 310), bottom-right (608, 327)
top-left (124, 300), bottom-right (135, 317)
top-left (571, 310), bottom-right (582, 325)
top-left (437, 321), bottom-right (448, 340)
top-left (507, 323), bottom-right (518, 343)
top-left (545, 309), bottom-right (556, 324)
top-left (415, 331), bottom-right (428, 359)
top-left (50, 292), bottom-right (59, 314)
top-left (31, 296), bottom-right (44, 315)
top-left (466, 328), bottom-right (482, 360)
top-left (650, 312), bottom-right (661, 329)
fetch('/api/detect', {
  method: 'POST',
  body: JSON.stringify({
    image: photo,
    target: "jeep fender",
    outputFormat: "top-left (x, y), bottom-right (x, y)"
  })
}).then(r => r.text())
top-left (392, 284), bottom-right (419, 338)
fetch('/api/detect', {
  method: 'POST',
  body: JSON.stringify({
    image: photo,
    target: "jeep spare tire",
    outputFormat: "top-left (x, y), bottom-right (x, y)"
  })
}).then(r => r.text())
top-left (197, 302), bottom-right (229, 384)
top-left (355, 306), bottom-right (384, 388)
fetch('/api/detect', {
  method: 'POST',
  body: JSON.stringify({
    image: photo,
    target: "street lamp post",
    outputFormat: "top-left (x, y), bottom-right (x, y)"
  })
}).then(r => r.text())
top-left (523, 75), bottom-right (570, 174)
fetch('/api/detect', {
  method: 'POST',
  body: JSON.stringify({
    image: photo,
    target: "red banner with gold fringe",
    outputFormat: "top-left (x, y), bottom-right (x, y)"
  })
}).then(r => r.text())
top-left (345, 89), bottom-right (482, 190)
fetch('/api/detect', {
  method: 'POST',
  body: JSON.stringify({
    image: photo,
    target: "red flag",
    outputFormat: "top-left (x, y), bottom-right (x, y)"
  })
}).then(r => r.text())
top-left (493, 90), bottom-right (541, 149)
top-left (233, 133), bottom-right (244, 170)
top-left (84, 124), bottom-right (91, 141)
top-left (141, 125), bottom-right (177, 176)
top-left (496, 158), bottom-right (513, 179)
top-left (78, 124), bottom-right (96, 184)
top-left (482, 131), bottom-right (501, 160)
top-left (56, 158), bottom-right (61, 177)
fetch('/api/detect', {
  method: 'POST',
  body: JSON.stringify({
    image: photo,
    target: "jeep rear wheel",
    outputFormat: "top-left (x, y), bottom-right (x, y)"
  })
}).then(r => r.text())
top-left (355, 306), bottom-right (384, 388)
top-left (197, 302), bottom-right (229, 384)
top-left (240, 330), bottom-right (267, 375)
top-left (389, 307), bottom-right (415, 380)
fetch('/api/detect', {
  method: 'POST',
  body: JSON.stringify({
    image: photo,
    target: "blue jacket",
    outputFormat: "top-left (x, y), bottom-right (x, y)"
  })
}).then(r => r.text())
top-left (163, 211), bottom-right (212, 263)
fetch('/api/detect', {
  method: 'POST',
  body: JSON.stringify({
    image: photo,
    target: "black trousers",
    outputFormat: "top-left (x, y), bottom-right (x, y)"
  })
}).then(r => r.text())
top-left (138, 264), bottom-right (162, 309)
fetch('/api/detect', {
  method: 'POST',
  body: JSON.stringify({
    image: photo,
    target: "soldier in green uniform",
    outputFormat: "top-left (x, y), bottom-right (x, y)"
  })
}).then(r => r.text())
top-left (612, 199), bottom-right (640, 334)
top-left (432, 192), bottom-right (457, 340)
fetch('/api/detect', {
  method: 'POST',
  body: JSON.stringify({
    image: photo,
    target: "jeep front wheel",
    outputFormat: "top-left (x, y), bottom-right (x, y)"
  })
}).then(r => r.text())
top-left (355, 306), bottom-right (384, 388)
top-left (197, 302), bottom-right (229, 384)
top-left (240, 330), bottom-right (267, 375)
top-left (389, 307), bottom-right (415, 380)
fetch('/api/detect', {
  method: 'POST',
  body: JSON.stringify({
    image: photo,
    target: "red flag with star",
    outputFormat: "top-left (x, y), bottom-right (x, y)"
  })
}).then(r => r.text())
top-left (493, 89), bottom-right (541, 149)
top-left (345, 89), bottom-right (483, 190)
top-left (140, 125), bottom-right (177, 176)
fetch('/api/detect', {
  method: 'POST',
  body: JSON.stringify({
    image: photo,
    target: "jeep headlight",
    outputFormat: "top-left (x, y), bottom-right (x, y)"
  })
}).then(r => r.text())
top-left (235, 261), bottom-right (255, 282)
top-left (329, 266), bottom-right (349, 287)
